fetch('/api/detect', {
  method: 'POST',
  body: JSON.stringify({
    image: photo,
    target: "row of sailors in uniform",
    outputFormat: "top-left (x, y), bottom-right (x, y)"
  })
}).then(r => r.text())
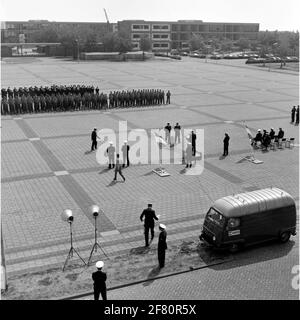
top-left (1, 89), bottom-right (171, 115)
top-left (1, 84), bottom-right (97, 99)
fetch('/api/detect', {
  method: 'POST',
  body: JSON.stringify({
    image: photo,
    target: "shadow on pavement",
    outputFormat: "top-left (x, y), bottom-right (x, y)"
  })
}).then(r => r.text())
top-left (84, 150), bottom-right (93, 155)
top-left (99, 168), bottom-right (111, 174)
top-left (130, 246), bottom-right (151, 255)
top-left (203, 239), bottom-right (296, 271)
top-left (106, 180), bottom-right (117, 187)
top-left (142, 171), bottom-right (154, 176)
top-left (143, 266), bottom-right (162, 287)
top-left (219, 155), bottom-right (226, 160)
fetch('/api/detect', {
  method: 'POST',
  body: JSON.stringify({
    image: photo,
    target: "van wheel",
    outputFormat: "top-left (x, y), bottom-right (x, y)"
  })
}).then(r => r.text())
top-left (279, 232), bottom-right (291, 243)
top-left (229, 243), bottom-right (239, 253)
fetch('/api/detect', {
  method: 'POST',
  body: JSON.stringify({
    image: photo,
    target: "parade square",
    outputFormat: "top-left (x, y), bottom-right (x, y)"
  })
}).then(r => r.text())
top-left (1, 57), bottom-right (299, 299)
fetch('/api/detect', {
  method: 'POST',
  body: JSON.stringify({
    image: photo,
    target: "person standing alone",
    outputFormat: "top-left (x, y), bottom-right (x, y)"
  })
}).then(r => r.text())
top-left (157, 224), bottom-right (167, 268)
top-left (92, 261), bottom-right (107, 301)
top-left (91, 128), bottom-right (98, 151)
top-left (223, 133), bottom-right (230, 156)
top-left (121, 140), bottom-right (130, 167)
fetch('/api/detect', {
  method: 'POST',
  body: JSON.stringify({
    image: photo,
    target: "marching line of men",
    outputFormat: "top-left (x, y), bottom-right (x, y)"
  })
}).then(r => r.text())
top-left (1, 86), bottom-right (171, 115)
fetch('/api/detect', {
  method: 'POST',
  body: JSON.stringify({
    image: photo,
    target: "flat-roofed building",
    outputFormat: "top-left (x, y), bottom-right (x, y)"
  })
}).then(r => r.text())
top-left (118, 19), bottom-right (259, 51)
top-left (1, 20), bottom-right (115, 43)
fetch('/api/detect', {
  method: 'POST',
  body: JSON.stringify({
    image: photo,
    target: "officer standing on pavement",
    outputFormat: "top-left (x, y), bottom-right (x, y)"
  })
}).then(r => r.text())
top-left (223, 133), bottom-right (230, 156)
top-left (174, 122), bottom-right (181, 144)
top-left (157, 224), bottom-right (167, 268)
top-left (121, 140), bottom-right (130, 167)
top-left (166, 90), bottom-right (171, 104)
top-left (164, 123), bottom-right (172, 144)
top-left (106, 141), bottom-right (115, 169)
top-left (91, 128), bottom-right (98, 151)
top-left (92, 261), bottom-right (107, 301)
top-left (191, 130), bottom-right (196, 156)
top-left (140, 204), bottom-right (159, 247)
top-left (185, 142), bottom-right (193, 168)
top-left (291, 106), bottom-right (296, 124)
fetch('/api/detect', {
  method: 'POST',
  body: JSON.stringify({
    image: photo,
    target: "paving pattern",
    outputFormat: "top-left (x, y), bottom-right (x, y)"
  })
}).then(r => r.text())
top-left (1, 57), bottom-right (299, 290)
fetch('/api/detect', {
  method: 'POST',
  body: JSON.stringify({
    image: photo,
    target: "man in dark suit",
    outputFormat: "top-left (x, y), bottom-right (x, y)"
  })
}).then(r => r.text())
top-left (140, 204), bottom-right (159, 247)
top-left (223, 133), bottom-right (230, 156)
top-left (191, 130), bottom-right (197, 156)
top-left (121, 140), bottom-right (130, 167)
top-left (91, 128), bottom-right (98, 151)
top-left (92, 261), bottom-right (107, 300)
top-left (158, 224), bottom-right (167, 268)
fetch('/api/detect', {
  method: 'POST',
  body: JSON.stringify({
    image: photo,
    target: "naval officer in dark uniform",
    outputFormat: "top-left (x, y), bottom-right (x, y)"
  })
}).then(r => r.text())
top-left (91, 128), bottom-right (98, 151)
top-left (140, 204), bottom-right (159, 247)
top-left (92, 261), bottom-right (107, 300)
top-left (158, 224), bottom-right (167, 268)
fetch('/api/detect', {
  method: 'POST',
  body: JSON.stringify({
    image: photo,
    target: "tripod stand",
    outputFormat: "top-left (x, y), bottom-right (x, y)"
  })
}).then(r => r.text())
top-left (87, 214), bottom-right (108, 265)
top-left (62, 221), bottom-right (86, 271)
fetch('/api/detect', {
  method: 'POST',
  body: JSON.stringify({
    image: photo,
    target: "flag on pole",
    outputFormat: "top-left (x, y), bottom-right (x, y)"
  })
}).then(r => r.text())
top-left (152, 132), bottom-right (169, 147)
top-left (244, 122), bottom-right (254, 141)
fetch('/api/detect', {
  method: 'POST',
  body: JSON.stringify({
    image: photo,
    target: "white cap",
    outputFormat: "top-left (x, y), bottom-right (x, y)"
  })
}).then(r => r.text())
top-left (109, 141), bottom-right (113, 145)
top-left (96, 261), bottom-right (104, 268)
top-left (258, 129), bottom-right (261, 132)
top-left (159, 224), bottom-right (166, 230)
top-left (124, 140), bottom-right (128, 143)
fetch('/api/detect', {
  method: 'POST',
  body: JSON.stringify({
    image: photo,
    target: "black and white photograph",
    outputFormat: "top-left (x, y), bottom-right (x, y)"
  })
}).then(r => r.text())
top-left (0, 0), bottom-right (299, 304)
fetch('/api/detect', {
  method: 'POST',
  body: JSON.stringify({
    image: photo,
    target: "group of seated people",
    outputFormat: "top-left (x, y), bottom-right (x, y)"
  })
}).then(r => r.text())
top-left (251, 128), bottom-right (285, 150)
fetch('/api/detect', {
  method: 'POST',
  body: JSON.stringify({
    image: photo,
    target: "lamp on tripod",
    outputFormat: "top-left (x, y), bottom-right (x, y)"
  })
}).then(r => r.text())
top-left (87, 205), bottom-right (108, 265)
top-left (61, 209), bottom-right (86, 271)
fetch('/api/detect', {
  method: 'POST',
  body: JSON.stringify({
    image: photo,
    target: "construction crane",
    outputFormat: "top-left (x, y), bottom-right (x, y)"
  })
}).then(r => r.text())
top-left (103, 8), bottom-right (110, 32)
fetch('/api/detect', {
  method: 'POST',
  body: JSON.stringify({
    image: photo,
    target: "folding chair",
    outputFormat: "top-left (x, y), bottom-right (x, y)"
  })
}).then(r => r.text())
top-left (270, 139), bottom-right (276, 150)
top-left (286, 138), bottom-right (295, 148)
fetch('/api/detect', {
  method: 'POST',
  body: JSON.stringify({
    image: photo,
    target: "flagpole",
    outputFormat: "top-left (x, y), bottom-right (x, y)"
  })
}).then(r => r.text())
top-left (1, 221), bottom-right (8, 292)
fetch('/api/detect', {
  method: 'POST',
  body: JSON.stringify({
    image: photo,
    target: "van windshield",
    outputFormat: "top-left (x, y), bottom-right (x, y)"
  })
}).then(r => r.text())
top-left (207, 207), bottom-right (225, 227)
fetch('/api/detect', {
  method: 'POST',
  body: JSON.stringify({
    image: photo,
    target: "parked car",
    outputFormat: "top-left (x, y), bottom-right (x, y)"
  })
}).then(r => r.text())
top-left (180, 51), bottom-right (188, 56)
top-left (210, 54), bottom-right (222, 60)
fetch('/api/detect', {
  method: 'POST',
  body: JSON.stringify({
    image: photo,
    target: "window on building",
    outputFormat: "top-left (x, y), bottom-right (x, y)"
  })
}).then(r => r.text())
top-left (152, 24), bottom-right (170, 31)
top-left (152, 34), bottom-right (170, 40)
top-left (152, 42), bottom-right (169, 48)
top-left (132, 24), bottom-right (150, 31)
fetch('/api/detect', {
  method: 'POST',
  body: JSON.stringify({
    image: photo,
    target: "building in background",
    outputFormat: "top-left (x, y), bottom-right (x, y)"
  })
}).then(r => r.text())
top-left (1, 19), bottom-right (259, 52)
top-left (118, 20), bottom-right (259, 51)
top-left (1, 20), bottom-right (115, 43)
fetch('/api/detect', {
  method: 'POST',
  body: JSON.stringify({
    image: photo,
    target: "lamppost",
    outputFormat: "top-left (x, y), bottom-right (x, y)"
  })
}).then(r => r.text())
top-left (61, 209), bottom-right (86, 271)
top-left (75, 39), bottom-right (79, 63)
top-left (87, 205), bottom-right (108, 265)
top-left (1, 222), bottom-right (8, 292)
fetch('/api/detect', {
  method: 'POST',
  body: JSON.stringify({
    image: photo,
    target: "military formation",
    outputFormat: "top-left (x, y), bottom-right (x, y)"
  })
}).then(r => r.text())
top-left (1, 85), bottom-right (171, 115)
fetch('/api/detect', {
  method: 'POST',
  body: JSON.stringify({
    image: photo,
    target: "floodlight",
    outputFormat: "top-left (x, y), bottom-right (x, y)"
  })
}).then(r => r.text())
top-left (90, 205), bottom-right (100, 217)
top-left (61, 209), bottom-right (86, 271)
top-left (87, 205), bottom-right (108, 265)
top-left (61, 209), bottom-right (73, 222)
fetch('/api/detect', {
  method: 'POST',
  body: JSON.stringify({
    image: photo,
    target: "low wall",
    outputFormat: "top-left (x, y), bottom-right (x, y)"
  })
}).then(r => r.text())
top-left (80, 51), bottom-right (154, 61)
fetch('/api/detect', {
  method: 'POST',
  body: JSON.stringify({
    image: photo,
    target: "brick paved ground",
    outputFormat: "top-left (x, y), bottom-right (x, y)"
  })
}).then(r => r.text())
top-left (1, 57), bottom-right (299, 298)
top-left (76, 231), bottom-right (299, 300)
